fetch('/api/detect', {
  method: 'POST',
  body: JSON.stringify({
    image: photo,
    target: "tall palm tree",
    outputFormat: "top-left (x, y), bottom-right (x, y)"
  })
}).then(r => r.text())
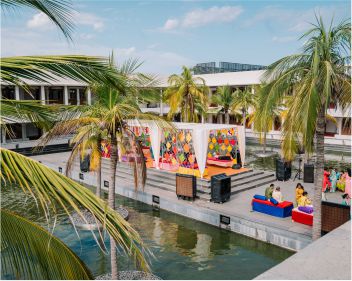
top-left (164, 66), bottom-right (209, 123)
top-left (231, 87), bottom-right (257, 150)
top-left (253, 84), bottom-right (283, 154)
top-left (262, 16), bottom-right (350, 240)
top-left (40, 56), bottom-right (169, 279)
top-left (1, 0), bottom-right (151, 277)
top-left (211, 85), bottom-right (236, 124)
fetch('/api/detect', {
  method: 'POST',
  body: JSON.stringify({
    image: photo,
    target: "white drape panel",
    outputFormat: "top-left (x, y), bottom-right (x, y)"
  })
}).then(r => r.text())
top-left (237, 126), bottom-right (246, 166)
top-left (192, 128), bottom-right (209, 178)
top-left (149, 123), bottom-right (162, 169)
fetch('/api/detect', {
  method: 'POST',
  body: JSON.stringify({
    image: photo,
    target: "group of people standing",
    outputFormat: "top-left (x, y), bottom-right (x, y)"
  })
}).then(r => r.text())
top-left (323, 168), bottom-right (351, 204)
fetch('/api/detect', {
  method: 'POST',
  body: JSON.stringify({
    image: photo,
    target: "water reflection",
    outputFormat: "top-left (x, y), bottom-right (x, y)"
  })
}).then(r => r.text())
top-left (1, 187), bottom-right (293, 280)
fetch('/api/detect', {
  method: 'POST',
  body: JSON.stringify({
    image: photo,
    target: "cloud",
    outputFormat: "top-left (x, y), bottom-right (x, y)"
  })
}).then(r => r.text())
top-left (244, 4), bottom-right (348, 33)
top-left (162, 19), bottom-right (180, 30)
top-left (160, 5), bottom-right (243, 31)
top-left (74, 11), bottom-right (104, 31)
top-left (26, 12), bottom-right (53, 30)
top-left (26, 11), bottom-right (104, 32)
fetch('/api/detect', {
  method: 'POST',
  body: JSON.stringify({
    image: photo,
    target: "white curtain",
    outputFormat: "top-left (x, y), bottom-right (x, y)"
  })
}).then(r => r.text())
top-left (237, 126), bottom-right (246, 166)
top-left (149, 123), bottom-right (162, 169)
top-left (192, 128), bottom-right (209, 178)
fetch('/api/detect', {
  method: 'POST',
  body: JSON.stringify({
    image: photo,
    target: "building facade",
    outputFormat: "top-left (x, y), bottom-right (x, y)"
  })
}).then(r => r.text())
top-left (140, 70), bottom-right (351, 152)
top-left (193, 62), bottom-right (266, 75)
top-left (1, 70), bottom-right (350, 152)
top-left (1, 78), bottom-right (91, 150)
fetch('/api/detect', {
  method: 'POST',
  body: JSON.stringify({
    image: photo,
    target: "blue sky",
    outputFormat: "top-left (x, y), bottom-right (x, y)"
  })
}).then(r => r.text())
top-left (1, 0), bottom-right (350, 74)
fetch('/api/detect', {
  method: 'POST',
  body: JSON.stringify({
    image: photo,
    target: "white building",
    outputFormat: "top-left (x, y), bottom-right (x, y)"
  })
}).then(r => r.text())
top-left (1, 70), bottom-right (350, 152)
top-left (1, 78), bottom-right (91, 150)
top-left (140, 70), bottom-right (351, 152)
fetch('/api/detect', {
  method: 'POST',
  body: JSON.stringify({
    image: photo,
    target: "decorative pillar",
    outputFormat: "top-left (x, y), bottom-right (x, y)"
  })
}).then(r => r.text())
top-left (40, 86), bottom-right (46, 105)
top-left (1, 127), bottom-right (6, 144)
top-left (159, 88), bottom-right (163, 116)
top-left (77, 88), bottom-right (80, 105)
top-left (15, 86), bottom-right (20, 100)
top-left (21, 124), bottom-right (27, 141)
top-left (87, 88), bottom-right (92, 105)
top-left (64, 86), bottom-right (69, 105)
top-left (337, 118), bottom-right (342, 135)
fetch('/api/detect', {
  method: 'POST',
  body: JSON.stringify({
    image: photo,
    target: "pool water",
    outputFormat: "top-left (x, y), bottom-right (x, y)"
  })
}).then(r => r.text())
top-left (1, 188), bottom-right (293, 280)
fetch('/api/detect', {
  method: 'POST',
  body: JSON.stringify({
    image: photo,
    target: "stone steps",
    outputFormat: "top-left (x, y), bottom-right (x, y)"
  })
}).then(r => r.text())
top-left (94, 160), bottom-right (276, 202)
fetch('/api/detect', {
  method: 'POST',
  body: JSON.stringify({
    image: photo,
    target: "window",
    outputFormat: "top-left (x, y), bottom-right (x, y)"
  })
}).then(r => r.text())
top-left (69, 89), bottom-right (77, 105)
top-left (341, 118), bottom-right (351, 135)
top-left (47, 87), bottom-right (64, 104)
top-left (274, 116), bottom-right (281, 131)
top-left (1, 86), bottom-right (15, 99)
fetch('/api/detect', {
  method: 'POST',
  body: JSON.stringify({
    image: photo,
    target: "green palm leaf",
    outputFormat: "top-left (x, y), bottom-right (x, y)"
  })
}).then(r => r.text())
top-left (1, 0), bottom-right (74, 40)
top-left (0, 148), bottom-right (151, 272)
top-left (1, 208), bottom-right (93, 280)
top-left (1, 55), bottom-right (114, 87)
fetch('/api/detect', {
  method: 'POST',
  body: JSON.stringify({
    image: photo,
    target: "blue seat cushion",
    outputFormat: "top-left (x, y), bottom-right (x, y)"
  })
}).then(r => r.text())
top-left (253, 194), bottom-right (267, 201)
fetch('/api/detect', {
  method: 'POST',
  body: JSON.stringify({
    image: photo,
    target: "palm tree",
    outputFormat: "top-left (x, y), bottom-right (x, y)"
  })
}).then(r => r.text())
top-left (262, 16), bottom-right (350, 240)
top-left (231, 87), bottom-right (257, 149)
top-left (1, 0), bottom-right (151, 277)
top-left (40, 56), bottom-right (168, 279)
top-left (164, 66), bottom-right (209, 122)
top-left (253, 84), bottom-right (283, 154)
top-left (1, 141), bottom-right (150, 279)
top-left (211, 85), bottom-right (236, 124)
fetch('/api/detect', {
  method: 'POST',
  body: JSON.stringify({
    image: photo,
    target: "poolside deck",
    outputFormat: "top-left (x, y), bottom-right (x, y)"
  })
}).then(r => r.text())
top-left (31, 152), bottom-right (346, 252)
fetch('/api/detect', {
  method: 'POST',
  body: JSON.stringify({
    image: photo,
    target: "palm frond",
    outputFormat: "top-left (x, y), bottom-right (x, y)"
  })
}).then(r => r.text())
top-left (0, 148), bottom-right (151, 272)
top-left (1, 209), bottom-right (93, 280)
top-left (1, 55), bottom-right (114, 87)
top-left (1, 0), bottom-right (74, 40)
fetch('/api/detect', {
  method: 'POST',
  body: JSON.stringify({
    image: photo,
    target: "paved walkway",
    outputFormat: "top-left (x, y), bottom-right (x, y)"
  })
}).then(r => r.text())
top-left (255, 221), bottom-right (351, 280)
top-left (31, 152), bottom-right (346, 247)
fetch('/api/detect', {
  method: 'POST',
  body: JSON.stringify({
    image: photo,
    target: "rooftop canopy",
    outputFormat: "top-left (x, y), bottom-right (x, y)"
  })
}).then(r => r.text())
top-left (127, 120), bottom-right (245, 178)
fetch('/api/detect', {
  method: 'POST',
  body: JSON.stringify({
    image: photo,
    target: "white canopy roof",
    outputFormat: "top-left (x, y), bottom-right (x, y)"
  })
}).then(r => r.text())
top-left (127, 120), bottom-right (245, 178)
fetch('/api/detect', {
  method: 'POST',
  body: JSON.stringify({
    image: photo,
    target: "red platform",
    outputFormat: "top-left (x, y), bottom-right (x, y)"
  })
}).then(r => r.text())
top-left (292, 208), bottom-right (313, 226)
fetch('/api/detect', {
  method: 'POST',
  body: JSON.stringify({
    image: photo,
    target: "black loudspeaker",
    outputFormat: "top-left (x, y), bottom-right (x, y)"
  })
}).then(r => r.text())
top-left (236, 151), bottom-right (242, 166)
top-left (276, 159), bottom-right (291, 181)
top-left (211, 173), bottom-right (231, 203)
top-left (80, 155), bottom-right (90, 172)
top-left (304, 164), bottom-right (314, 183)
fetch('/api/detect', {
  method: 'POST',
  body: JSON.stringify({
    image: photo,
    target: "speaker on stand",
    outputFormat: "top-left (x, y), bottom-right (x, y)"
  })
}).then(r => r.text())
top-left (276, 159), bottom-right (291, 181)
top-left (304, 163), bottom-right (314, 183)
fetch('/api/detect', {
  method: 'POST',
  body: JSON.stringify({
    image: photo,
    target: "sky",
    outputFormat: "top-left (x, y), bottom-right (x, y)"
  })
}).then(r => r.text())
top-left (1, 0), bottom-right (350, 75)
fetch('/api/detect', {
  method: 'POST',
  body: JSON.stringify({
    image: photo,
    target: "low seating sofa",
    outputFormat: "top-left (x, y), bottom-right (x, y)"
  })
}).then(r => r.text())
top-left (207, 157), bottom-right (234, 168)
top-left (251, 198), bottom-right (293, 218)
top-left (292, 208), bottom-right (313, 226)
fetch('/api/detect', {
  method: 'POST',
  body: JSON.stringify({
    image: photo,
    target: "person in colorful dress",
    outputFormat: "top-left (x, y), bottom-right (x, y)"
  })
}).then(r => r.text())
top-left (337, 170), bottom-right (348, 192)
top-left (322, 170), bottom-right (331, 201)
top-left (297, 191), bottom-right (312, 207)
top-left (295, 183), bottom-right (304, 207)
top-left (329, 168), bottom-right (337, 192)
top-left (343, 168), bottom-right (351, 205)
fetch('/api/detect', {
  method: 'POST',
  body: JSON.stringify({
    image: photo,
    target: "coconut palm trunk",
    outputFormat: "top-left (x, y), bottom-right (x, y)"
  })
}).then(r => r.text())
top-left (312, 108), bottom-right (325, 240)
top-left (109, 136), bottom-right (118, 279)
top-left (242, 108), bottom-right (246, 139)
top-left (225, 110), bottom-right (230, 124)
top-left (263, 132), bottom-right (267, 154)
top-left (96, 136), bottom-right (102, 197)
top-left (96, 159), bottom-right (102, 197)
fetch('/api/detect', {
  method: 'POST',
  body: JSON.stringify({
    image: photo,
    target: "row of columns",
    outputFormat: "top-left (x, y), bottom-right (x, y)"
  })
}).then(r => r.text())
top-left (14, 85), bottom-right (92, 106)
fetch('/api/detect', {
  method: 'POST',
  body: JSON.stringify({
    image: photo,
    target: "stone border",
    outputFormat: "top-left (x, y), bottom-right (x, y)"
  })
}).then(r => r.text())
top-left (96, 271), bottom-right (162, 280)
top-left (69, 207), bottom-right (129, 230)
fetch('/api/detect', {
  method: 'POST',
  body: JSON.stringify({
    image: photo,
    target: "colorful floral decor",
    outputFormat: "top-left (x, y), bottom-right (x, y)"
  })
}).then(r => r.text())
top-left (207, 128), bottom-right (239, 158)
